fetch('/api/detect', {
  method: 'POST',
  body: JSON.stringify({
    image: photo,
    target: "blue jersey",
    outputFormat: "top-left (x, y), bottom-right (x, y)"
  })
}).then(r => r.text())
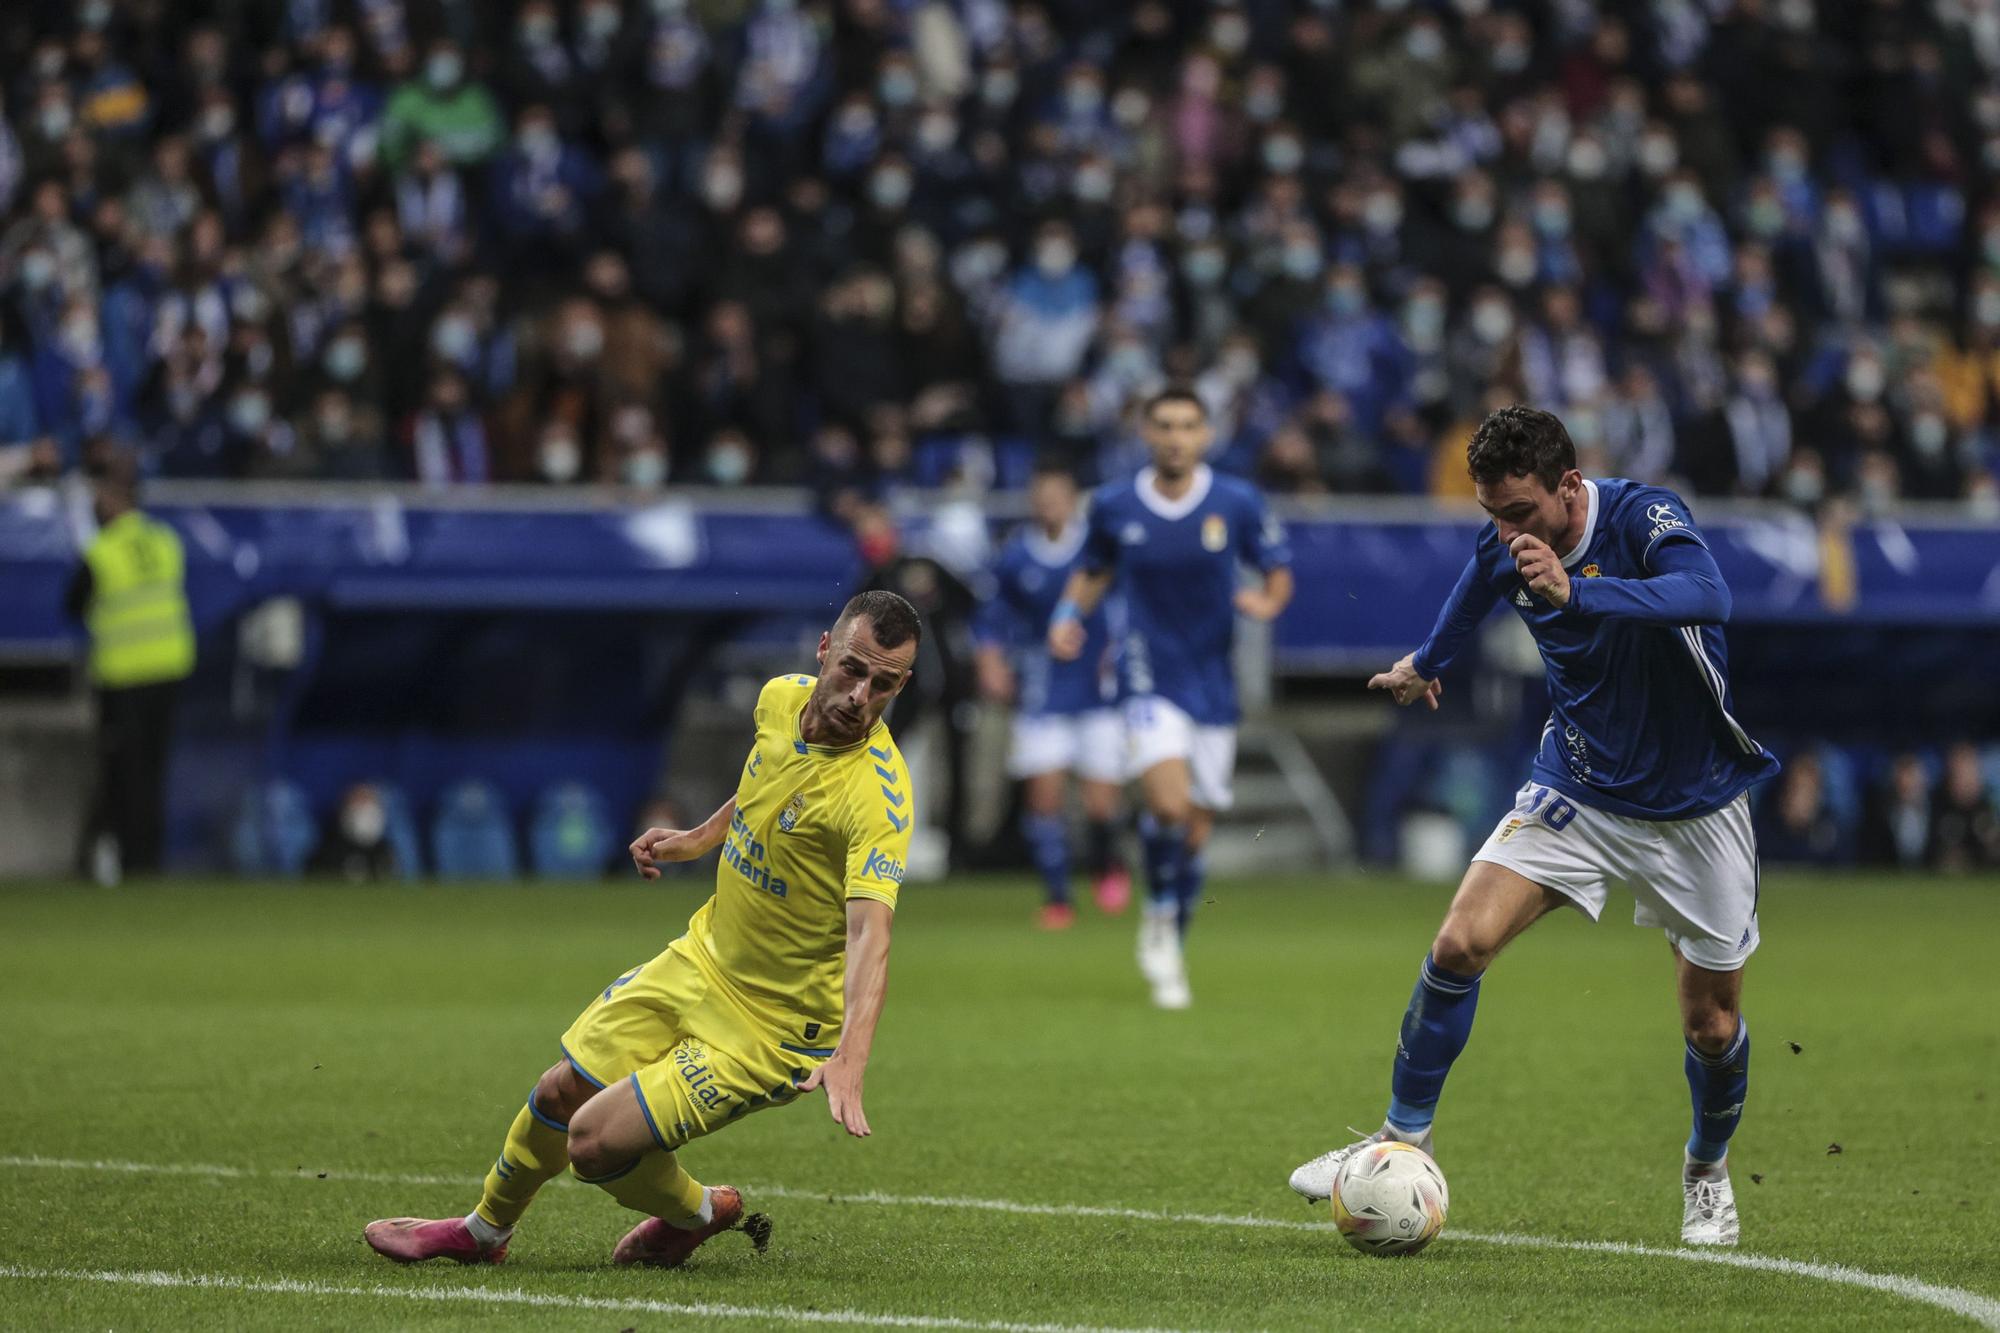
top-left (976, 521), bottom-right (1117, 717)
top-left (1413, 477), bottom-right (1779, 820)
top-left (1081, 465), bottom-right (1291, 726)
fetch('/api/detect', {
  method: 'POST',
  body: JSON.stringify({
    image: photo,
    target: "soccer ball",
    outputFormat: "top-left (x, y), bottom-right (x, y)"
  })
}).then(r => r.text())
top-left (1331, 1141), bottom-right (1449, 1257)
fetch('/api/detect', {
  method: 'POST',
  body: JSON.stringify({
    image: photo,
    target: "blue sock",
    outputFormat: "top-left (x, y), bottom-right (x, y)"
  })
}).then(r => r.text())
top-left (1176, 850), bottom-right (1206, 937)
top-left (1685, 1019), bottom-right (1750, 1164)
top-left (1137, 813), bottom-right (1185, 912)
top-left (1386, 954), bottom-right (1483, 1134)
top-left (1022, 811), bottom-right (1071, 906)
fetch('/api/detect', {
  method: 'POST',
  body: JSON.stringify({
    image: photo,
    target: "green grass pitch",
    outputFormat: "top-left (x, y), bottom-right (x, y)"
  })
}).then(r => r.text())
top-left (2, 873), bottom-right (1997, 1330)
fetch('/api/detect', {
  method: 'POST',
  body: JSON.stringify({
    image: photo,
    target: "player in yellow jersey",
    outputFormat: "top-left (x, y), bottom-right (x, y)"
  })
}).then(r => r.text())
top-left (364, 591), bottom-right (921, 1269)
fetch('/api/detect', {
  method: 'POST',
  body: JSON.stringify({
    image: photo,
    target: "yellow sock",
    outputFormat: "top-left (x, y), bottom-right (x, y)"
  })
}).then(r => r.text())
top-left (579, 1149), bottom-right (707, 1226)
top-left (473, 1096), bottom-right (572, 1229)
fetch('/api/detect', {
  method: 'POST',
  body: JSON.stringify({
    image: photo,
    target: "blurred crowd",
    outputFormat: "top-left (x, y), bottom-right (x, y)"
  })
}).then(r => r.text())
top-left (1759, 741), bottom-right (2000, 869)
top-left (4, 0), bottom-right (2000, 513)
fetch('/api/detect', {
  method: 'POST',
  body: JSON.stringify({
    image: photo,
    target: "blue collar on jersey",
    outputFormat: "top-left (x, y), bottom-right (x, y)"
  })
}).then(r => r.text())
top-left (1135, 464), bottom-right (1214, 520)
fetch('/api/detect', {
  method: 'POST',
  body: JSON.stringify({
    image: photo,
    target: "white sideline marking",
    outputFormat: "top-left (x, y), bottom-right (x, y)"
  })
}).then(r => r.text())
top-left (0, 1265), bottom-right (1185, 1333)
top-left (6, 1154), bottom-right (1998, 1329)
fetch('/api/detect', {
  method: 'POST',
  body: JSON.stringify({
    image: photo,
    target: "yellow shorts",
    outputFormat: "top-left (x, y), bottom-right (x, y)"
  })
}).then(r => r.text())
top-left (559, 940), bottom-right (823, 1151)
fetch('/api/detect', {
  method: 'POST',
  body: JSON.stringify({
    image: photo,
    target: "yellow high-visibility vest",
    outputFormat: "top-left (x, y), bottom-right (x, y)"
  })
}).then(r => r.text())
top-left (84, 511), bottom-right (195, 688)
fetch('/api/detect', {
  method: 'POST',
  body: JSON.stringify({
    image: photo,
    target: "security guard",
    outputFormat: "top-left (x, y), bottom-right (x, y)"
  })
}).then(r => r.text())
top-left (66, 466), bottom-right (194, 880)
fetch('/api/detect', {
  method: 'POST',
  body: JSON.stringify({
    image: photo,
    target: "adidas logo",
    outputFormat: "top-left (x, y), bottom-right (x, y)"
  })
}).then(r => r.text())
top-left (1514, 588), bottom-right (1533, 608)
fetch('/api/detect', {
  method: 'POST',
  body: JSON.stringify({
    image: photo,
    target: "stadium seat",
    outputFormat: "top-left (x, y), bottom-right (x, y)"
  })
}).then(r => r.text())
top-left (430, 781), bottom-right (519, 881)
top-left (228, 779), bottom-right (319, 878)
top-left (529, 782), bottom-right (615, 879)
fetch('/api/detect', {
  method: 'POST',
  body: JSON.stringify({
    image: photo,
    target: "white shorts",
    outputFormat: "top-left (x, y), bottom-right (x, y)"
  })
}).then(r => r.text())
top-left (1473, 783), bottom-right (1760, 971)
top-left (1008, 709), bottom-right (1126, 784)
top-left (1124, 695), bottom-right (1237, 811)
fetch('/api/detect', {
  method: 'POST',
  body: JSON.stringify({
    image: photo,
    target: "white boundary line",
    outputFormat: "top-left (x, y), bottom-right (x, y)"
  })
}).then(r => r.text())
top-left (5, 1154), bottom-right (1997, 1330)
top-left (0, 1264), bottom-right (1185, 1333)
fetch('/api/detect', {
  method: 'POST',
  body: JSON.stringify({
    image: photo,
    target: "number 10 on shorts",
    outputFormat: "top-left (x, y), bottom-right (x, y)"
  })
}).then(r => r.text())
top-left (1524, 785), bottom-right (1577, 831)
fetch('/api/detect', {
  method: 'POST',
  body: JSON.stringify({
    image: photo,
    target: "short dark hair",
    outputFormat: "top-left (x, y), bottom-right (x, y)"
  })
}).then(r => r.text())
top-left (1143, 386), bottom-right (1208, 422)
top-left (835, 590), bottom-right (922, 651)
top-left (1030, 457), bottom-right (1078, 486)
top-left (1466, 405), bottom-right (1577, 491)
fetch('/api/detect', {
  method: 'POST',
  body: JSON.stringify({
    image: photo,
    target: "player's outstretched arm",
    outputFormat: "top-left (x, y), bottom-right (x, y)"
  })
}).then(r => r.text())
top-left (1369, 652), bottom-right (1444, 710)
top-left (630, 797), bottom-right (736, 880)
top-left (1047, 568), bottom-right (1113, 661)
top-left (796, 897), bottom-right (894, 1138)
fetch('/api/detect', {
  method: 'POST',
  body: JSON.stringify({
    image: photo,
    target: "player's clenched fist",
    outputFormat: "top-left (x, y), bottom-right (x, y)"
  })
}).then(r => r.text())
top-left (1509, 533), bottom-right (1571, 607)
top-left (1368, 652), bottom-right (1444, 711)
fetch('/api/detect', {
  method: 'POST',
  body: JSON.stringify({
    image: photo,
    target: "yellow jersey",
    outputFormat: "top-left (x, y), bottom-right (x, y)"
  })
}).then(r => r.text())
top-left (679, 674), bottom-right (912, 1048)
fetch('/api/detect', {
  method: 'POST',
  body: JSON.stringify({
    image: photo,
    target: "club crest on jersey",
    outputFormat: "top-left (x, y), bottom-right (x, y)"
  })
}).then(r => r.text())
top-left (1120, 522), bottom-right (1148, 546)
top-left (1497, 817), bottom-right (1526, 843)
top-left (777, 791), bottom-right (806, 833)
top-left (1201, 514), bottom-right (1229, 552)
top-left (1580, 563), bottom-right (1601, 578)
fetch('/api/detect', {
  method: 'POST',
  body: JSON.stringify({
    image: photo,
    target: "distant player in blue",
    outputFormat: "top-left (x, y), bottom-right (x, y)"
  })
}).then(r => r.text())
top-left (1286, 407), bottom-right (1780, 1248)
top-left (1049, 388), bottom-right (1293, 1009)
top-left (975, 463), bottom-right (1131, 931)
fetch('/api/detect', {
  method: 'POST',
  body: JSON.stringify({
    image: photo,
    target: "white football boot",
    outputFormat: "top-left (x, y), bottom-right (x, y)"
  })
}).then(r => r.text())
top-left (1681, 1160), bottom-right (1739, 1246)
top-left (1136, 905), bottom-right (1176, 985)
top-left (1288, 1125), bottom-right (1434, 1202)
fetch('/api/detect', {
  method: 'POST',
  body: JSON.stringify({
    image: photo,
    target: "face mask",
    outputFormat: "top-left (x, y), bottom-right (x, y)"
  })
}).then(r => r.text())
top-left (1826, 208), bottom-right (1863, 244)
top-left (81, 0), bottom-right (113, 30)
top-left (38, 103), bottom-right (73, 139)
top-left (1327, 285), bottom-right (1364, 317)
top-left (1183, 249), bottom-right (1225, 285)
top-left (1107, 344), bottom-right (1151, 379)
top-left (880, 69), bottom-right (919, 107)
top-left (1748, 200), bottom-right (1785, 238)
top-left (1075, 166), bottom-right (1115, 203)
top-left (1113, 89), bottom-right (1151, 127)
top-left (1638, 136), bottom-right (1678, 176)
top-left (1064, 80), bottom-right (1103, 116)
top-left (1532, 201), bottom-right (1571, 238)
top-left (1977, 291), bottom-right (2000, 328)
top-left (1497, 247), bottom-right (1537, 287)
top-left (1245, 90), bottom-right (1283, 123)
top-left (1492, 41), bottom-right (1529, 73)
top-left (317, 409), bottom-right (352, 444)
top-left (1037, 241), bottom-right (1076, 276)
top-left (433, 315), bottom-right (477, 362)
top-left (1454, 196), bottom-right (1494, 231)
top-left (1666, 184), bottom-right (1703, 223)
top-left (1472, 301), bottom-right (1513, 343)
top-left (518, 125), bottom-right (558, 160)
top-left (624, 450), bottom-right (668, 488)
top-left (1769, 149), bottom-right (1805, 183)
top-left (870, 169), bottom-right (912, 210)
top-left (1220, 348), bottom-right (1260, 384)
top-left (61, 317), bottom-right (100, 360)
top-left (583, 6), bottom-right (621, 40)
top-left (1567, 142), bottom-right (1608, 180)
top-left (1782, 468), bottom-right (1823, 505)
top-left (1281, 243), bottom-right (1322, 280)
top-left (703, 166), bottom-right (743, 211)
top-left (564, 323), bottom-right (605, 360)
top-left (1845, 361), bottom-right (1885, 401)
top-left (957, 242), bottom-right (1007, 283)
top-left (1911, 415), bottom-right (1948, 455)
top-left (1210, 14), bottom-right (1250, 54)
top-left (1262, 138), bottom-right (1304, 173)
top-left (1363, 195), bottom-right (1402, 234)
top-left (1405, 298), bottom-right (1445, 345)
top-left (1567, 409), bottom-right (1603, 445)
top-left (1970, 482), bottom-right (2000, 520)
top-left (325, 337), bottom-right (366, 382)
top-left (230, 393), bottom-right (271, 434)
top-left (427, 52), bottom-right (463, 90)
top-left (20, 251), bottom-right (56, 291)
top-left (1405, 26), bottom-right (1445, 61)
top-left (707, 445), bottom-right (751, 485)
top-left (1860, 476), bottom-right (1896, 510)
top-left (918, 115), bottom-right (956, 152)
top-left (540, 438), bottom-right (582, 482)
top-left (342, 798), bottom-right (387, 846)
top-left (520, 14), bottom-right (557, 45)
top-left (982, 70), bottom-right (1019, 107)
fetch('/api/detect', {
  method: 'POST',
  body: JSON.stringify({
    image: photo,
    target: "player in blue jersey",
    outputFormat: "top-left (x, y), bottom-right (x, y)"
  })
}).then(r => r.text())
top-left (1286, 406), bottom-right (1780, 1246)
top-left (975, 463), bottom-right (1132, 930)
top-left (1049, 388), bottom-right (1293, 1008)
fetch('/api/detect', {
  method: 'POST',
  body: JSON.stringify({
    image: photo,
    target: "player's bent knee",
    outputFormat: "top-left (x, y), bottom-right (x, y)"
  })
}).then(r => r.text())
top-left (1684, 1006), bottom-right (1740, 1055)
top-left (1429, 923), bottom-right (1494, 976)
top-left (534, 1060), bottom-right (592, 1125)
